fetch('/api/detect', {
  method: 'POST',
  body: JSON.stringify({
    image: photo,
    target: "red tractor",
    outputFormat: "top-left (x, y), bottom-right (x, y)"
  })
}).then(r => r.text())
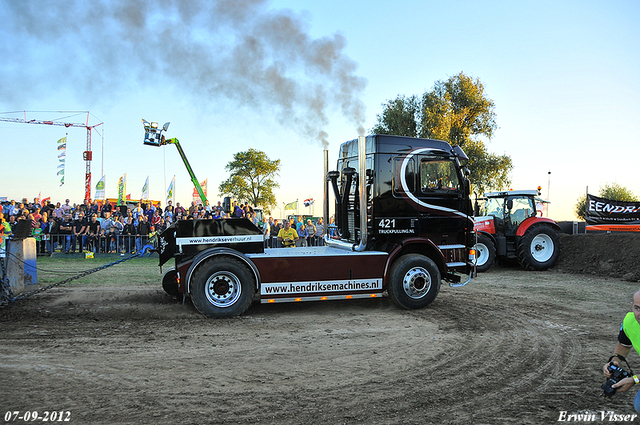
top-left (473, 190), bottom-right (561, 272)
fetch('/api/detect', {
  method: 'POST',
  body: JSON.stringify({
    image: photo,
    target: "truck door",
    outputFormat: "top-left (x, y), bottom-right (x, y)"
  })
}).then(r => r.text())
top-left (415, 154), bottom-right (469, 240)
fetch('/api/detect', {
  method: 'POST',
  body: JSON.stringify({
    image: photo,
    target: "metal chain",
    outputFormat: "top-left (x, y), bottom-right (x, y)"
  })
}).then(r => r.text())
top-left (0, 246), bottom-right (154, 306)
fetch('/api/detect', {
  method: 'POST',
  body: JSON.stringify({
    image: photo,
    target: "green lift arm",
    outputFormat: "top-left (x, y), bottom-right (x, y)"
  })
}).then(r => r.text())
top-left (142, 119), bottom-right (208, 205)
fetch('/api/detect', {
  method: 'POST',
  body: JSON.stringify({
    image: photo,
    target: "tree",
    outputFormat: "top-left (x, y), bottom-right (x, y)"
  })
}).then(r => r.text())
top-left (218, 148), bottom-right (280, 209)
top-left (371, 95), bottom-right (419, 137)
top-left (574, 183), bottom-right (638, 220)
top-left (372, 72), bottom-right (512, 194)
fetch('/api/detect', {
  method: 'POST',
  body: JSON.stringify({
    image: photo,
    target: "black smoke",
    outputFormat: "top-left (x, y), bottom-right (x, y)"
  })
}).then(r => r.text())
top-left (1, 0), bottom-right (367, 146)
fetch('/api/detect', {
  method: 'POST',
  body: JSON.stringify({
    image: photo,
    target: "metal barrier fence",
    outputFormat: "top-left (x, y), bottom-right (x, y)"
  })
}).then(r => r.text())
top-left (36, 233), bottom-right (158, 255)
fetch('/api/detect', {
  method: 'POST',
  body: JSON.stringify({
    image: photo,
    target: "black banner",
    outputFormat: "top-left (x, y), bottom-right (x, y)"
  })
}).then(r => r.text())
top-left (585, 194), bottom-right (640, 225)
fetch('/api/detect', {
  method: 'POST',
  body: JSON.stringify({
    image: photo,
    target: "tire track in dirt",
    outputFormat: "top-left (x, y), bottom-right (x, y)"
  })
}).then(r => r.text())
top-left (0, 272), bottom-right (626, 424)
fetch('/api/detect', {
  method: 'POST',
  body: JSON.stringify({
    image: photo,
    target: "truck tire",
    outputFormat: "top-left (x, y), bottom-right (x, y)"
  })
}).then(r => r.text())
top-left (387, 254), bottom-right (440, 310)
top-left (517, 225), bottom-right (560, 271)
top-left (474, 234), bottom-right (496, 272)
top-left (190, 256), bottom-right (255, 318)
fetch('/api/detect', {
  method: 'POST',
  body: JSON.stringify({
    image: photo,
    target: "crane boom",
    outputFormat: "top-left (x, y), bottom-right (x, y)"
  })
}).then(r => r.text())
top-left (0, 111), bottom-right (103, 200)
top-left (141, 119), bottom-right (208, 205)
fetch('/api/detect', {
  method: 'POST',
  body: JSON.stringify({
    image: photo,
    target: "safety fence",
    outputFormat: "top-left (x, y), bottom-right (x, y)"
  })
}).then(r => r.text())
top-left (32, 233), bottom-right (159, 255)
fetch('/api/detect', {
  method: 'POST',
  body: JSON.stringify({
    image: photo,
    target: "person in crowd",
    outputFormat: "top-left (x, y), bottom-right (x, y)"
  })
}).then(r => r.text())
top-left (145, 203), bottom-right (155, 223)
top-left (100, 200), bottom-right (113, 218)
top-left (43, 215), bottom-right (60, 254)
top-left (328, 216), bottom-right (337, 238)
top-left (188, 201), bottom-right (197, 217)
top-left (315, 217), bottom-right (325, 246)
top-left (214, 201), bottom-right (223, 215)
top-left (262, 216), bottom-right (270, 248)
top-left (32, 207), bottom-right (42, 222)
top-left (306, 219), bottom-right (316, 246)
top-left (72, 212), bottom-right (87, 253)
top-left (59, 213), bottom-right (74, 253)
top-left (277, 219), bottom-right (298, 248)
top-left (164, 202), bottom-right (174, 224)
top-left (233, 201), bottom-right (244, 218)
top-left (7, 200), bottom-right (19, 217)
top-left (41, 200), bottom-right (54, 219)
top-left (53, 202), bottom-right (65, 220)
top-left (132, 202), bottom-right (144, 225)
top-left (109, 215), bottom-right (124, 253)
top-left (136, 214), bottom-right (151, 253)
top-left (100, 212), bottom-right (114, 253)
top-left (0, 212), bottom-right (7, 254)
top-left (292, 216), bottom-right (300, 232)
top-left (269, 218), bottom-right (281, 248)
top-left (151, 210), bottom-right (162, 228)
top-left (89, 199), bottom-right (99, 216)
top-left (85, 214), bottom-right (101, 253)
top-left (32, 217), bottom-right (44, 253)
top-left (61, 198), bottom-right (73, 215)
top-left (122, 216), bottom-right (136, 254)
top-left (174, 202), bottom-right (186, 219)
top-left (297, 224), bottom-right (308, 247)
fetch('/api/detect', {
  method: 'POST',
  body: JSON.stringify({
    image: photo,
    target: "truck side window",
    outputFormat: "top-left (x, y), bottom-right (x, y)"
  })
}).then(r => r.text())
top-left (420, 159), bottom-right (460, 193)
top-left (393, 157), bottom-right (415, 195)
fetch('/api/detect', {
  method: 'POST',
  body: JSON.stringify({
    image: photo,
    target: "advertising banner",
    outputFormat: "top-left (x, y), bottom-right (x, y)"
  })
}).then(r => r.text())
top-left (585, 194), bottom-right (640, 231)
top-left (95, 176), bottom-right (106, 200)
top-left (117, 174), bottom-right (127, 206)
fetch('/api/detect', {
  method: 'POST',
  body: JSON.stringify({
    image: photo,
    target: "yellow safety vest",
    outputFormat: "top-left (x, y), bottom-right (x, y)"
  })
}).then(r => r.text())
top-left (622, 312), bottom-right (640, 350)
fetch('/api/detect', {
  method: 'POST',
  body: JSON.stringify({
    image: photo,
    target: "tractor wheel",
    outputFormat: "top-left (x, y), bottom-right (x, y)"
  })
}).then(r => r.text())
top-left (474, 234), bottom-right (496, 272)
top-left (190, 256), bottom-right (255, 318)
top-left (162, 267), bottom-right (183, 302)
top-left (517, 225), bottom-right (561, 271)
top-left (387, 254), bottom-right (440, 310)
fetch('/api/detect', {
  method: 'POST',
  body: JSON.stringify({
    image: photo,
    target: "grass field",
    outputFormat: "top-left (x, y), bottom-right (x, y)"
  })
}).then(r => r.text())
top-left (33, 256), bottom-right (162, 288)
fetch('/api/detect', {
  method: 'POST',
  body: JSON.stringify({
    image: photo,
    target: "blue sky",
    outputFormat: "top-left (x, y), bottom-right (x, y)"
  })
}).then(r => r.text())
top-left (1, 0), bottom-right (638, 220)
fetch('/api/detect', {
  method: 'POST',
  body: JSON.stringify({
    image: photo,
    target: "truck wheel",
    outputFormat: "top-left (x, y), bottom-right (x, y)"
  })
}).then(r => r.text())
top-left (517, 225), bottom-right (561, 271)
top-left (387, 254), bottom-right (440, 310)
top-left (190, 256), bottom-right (255, 318)
top-left (474, 234), bottom-right (496, 272)
top-left (162, 267), bottom-right (183, 302)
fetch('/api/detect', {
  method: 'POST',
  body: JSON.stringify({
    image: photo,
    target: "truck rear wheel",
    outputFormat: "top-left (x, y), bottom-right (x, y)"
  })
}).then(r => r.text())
top-left (517, 225), bottom-right (560, 271)
top-left (190, 256), bottom-right (255, 318)
top-left (162, 267), bottom-right (183, 302)
top-left (474, 234), bottom-right (496, 272)
top-left (387, 254), bottom-right (440, 310)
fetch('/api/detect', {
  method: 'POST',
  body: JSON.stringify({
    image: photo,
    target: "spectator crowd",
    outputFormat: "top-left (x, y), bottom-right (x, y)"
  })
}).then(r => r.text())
top-left (1, 197), bottom-right (332, 256)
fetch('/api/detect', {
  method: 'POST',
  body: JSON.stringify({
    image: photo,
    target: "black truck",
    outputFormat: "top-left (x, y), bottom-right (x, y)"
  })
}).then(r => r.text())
top-left (156, 134), bottom-right (476, 317)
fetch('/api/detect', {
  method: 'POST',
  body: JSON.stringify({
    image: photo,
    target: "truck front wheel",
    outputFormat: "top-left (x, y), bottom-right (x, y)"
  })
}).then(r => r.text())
top-left (190, 256), bottom-right (255, 318)
top-left (517, 225), bottom-right (560, 271)
top-left (474, 234), bottom-right (496, 272)
top-left (387, 254), bottom-right (440, 310)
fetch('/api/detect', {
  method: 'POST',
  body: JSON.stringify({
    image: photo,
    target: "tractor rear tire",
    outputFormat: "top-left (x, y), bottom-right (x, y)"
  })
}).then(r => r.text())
top-left (190, 256), bottom-right (255, 318)
top-left (474, 234), bottom-right (496, 272)
top-left (517, 225), bottom-right (561, 271)
top-left (387, 254), bottom-right (440, 310)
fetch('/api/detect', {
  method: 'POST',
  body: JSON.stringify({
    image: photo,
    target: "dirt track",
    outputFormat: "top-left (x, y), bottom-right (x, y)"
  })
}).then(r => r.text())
top-left (3, 257), bottom-right (640, 424)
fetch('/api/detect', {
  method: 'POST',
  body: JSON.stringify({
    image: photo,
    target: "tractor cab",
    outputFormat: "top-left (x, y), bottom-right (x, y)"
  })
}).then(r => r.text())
top-left (480, 190), bottom-right (541, 235)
